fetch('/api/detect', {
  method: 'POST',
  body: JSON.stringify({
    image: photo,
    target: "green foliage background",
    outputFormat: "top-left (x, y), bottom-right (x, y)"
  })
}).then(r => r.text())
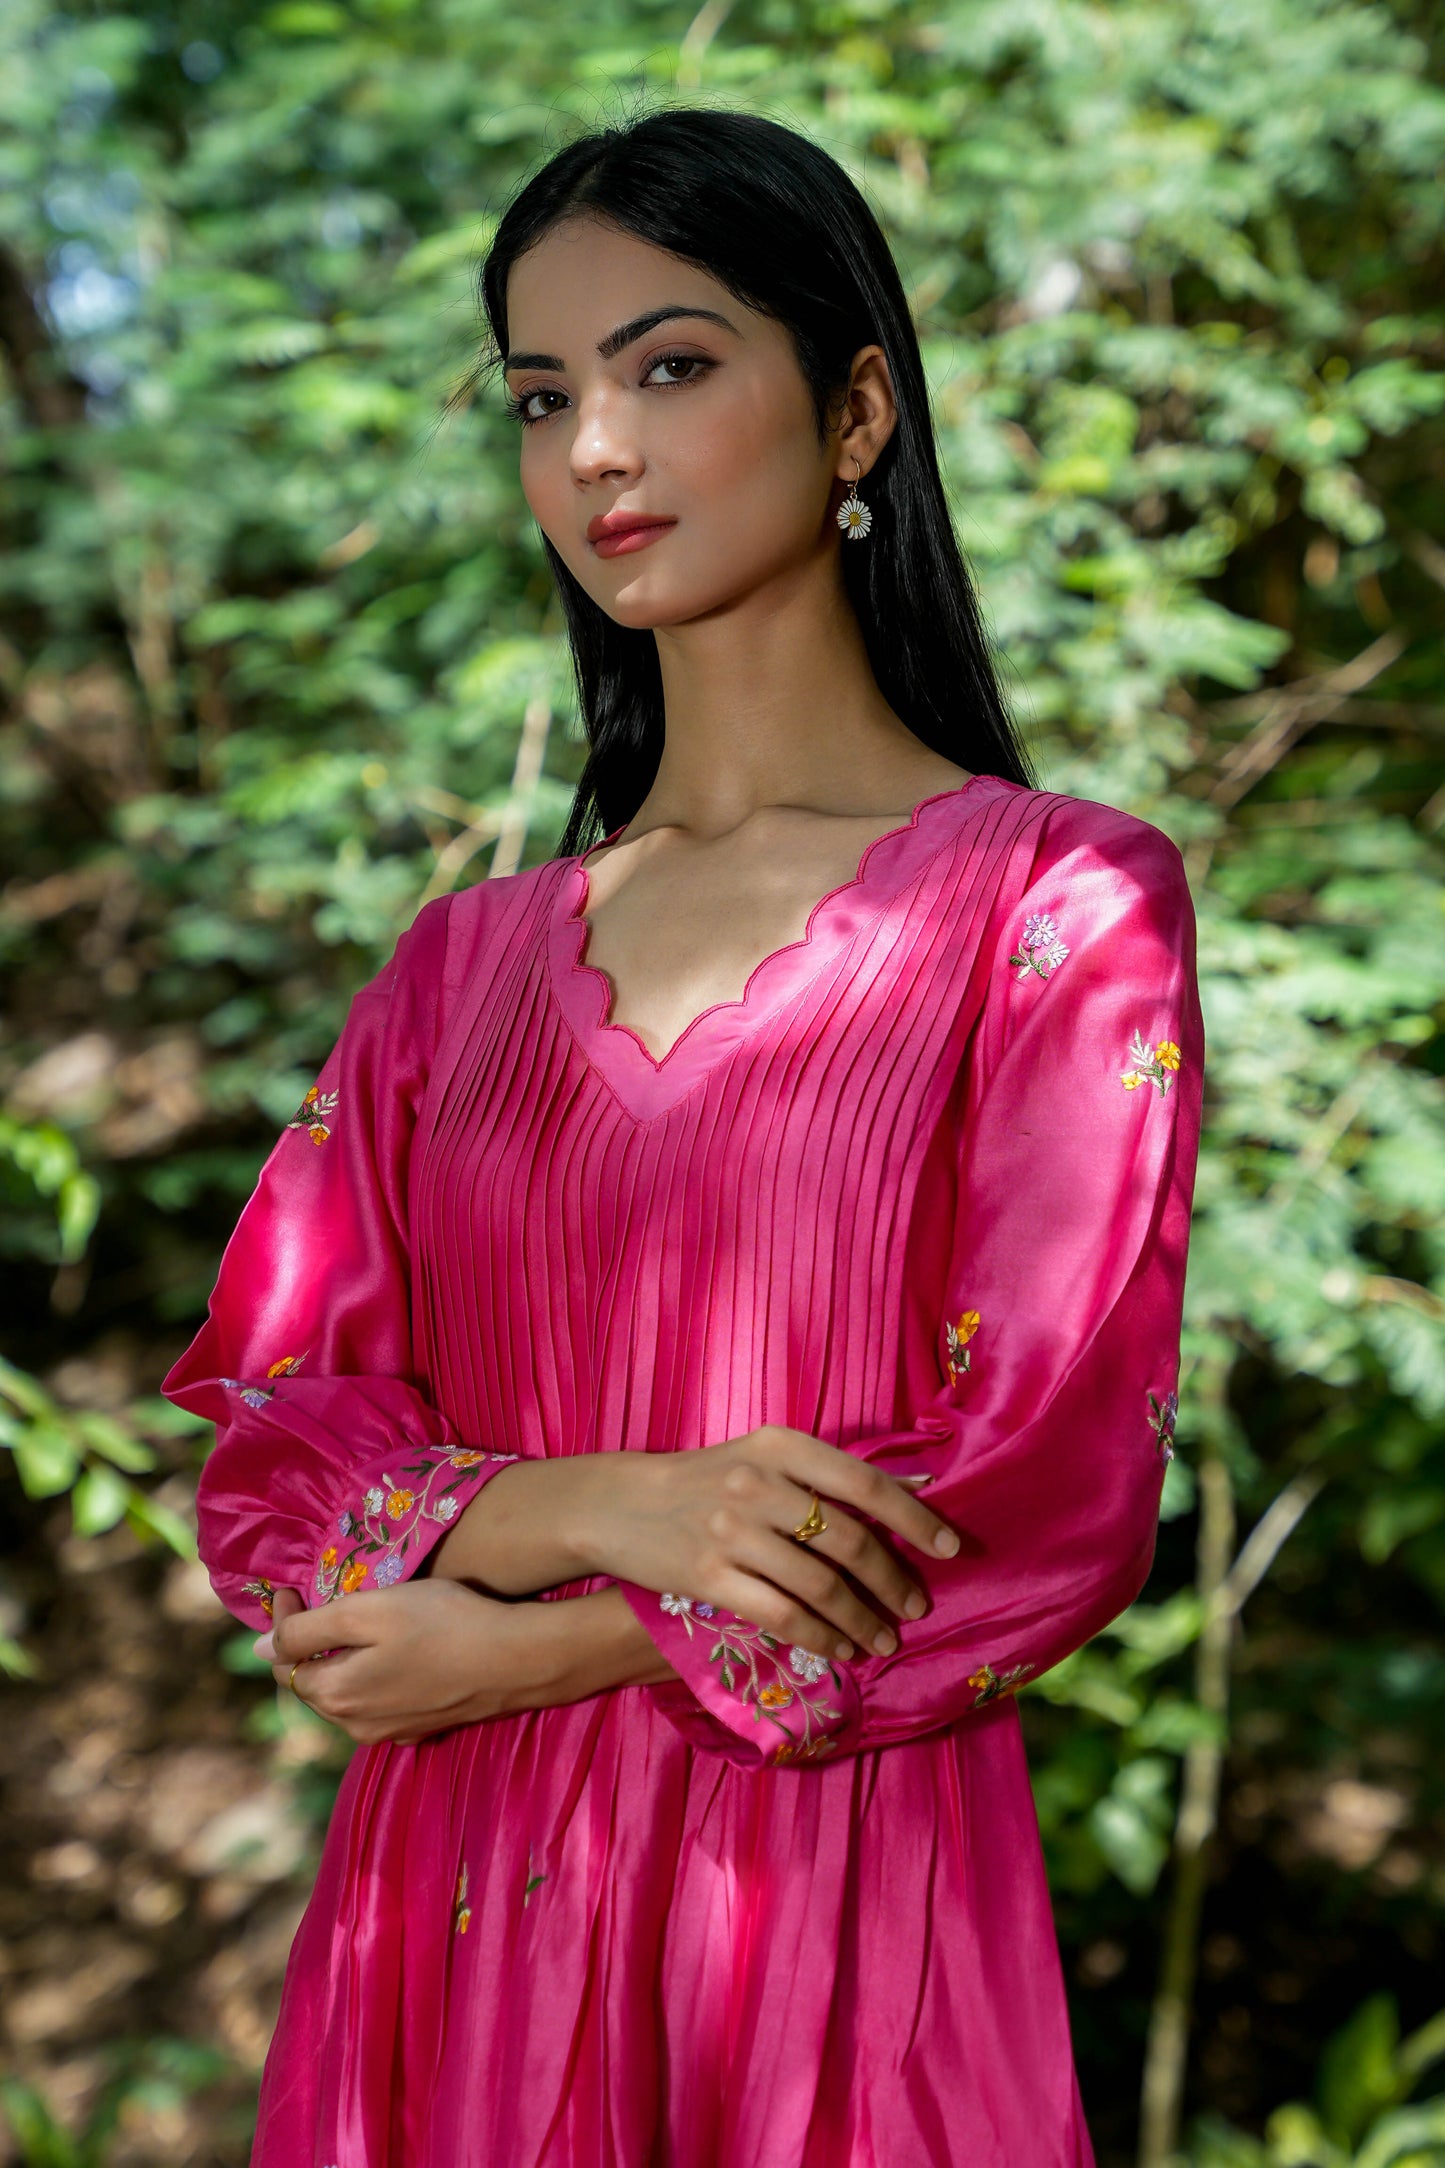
top-left (1, 0), bottom-right (1443, 2161)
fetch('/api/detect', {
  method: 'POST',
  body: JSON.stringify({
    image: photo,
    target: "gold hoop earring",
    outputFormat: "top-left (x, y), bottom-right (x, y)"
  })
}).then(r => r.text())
top-left (836, 455), bottom-right (873, 543)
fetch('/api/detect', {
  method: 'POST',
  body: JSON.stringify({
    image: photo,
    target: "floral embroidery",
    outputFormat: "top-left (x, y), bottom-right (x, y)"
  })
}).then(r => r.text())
top-left (1148, 1389), bottom-right (1179, 1464)
top-left (659, 1595), bottom-right (845, 1763)
top-left (221, 1378), bottom-right (273, 1410)
top-left (316, 1445), bottom-right (519, 1604)
top-left (524, 1844), bottom-right (547, 1906)
top-left (454, 1863), bottom-right (471, 1935)
top-left (1121, 1030), bottom-right (1182, 1096)
top-left (945, 1308), bottom-right (980, 1384)
top-left (286, 1084), bottom-right (338, 1145)
top-left (789, 1646), bottom-right (830, 1684)
top-left (968, 1660), bottom-right (1034, 1707)
top-left (243, 1577), bottom-right (275, 1618)
top-left (1008, 912), bottom-right (1069, 981)
top-left (220, 1354), bottom-right (304, 1412)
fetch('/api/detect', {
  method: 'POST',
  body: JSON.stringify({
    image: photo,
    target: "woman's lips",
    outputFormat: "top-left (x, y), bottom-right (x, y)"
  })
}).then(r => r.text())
top-left (590, 520), bottom-right (676, 560)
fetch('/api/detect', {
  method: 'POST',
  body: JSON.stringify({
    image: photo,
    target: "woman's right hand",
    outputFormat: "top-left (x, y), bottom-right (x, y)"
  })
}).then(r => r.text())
top-left (566, 1425), bottom-right (959, 1663)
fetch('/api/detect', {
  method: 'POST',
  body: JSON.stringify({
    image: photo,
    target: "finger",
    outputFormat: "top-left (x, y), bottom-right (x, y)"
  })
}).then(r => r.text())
top-left (765, 1473), bottom-right (926, 1624)
top-left (705, 1564), bottom-right (863, 1667)
top-left (252, 1585), bottom-right (303, 1660)
top-left (272, 1596), bottom-right (382, 1665)
top-left (747, 1527), bottom-right (905, 1656)
top-left (779, 1432), bottom-right (960, 1557)
top-left (272, 1644), bottom-right (369, 1705)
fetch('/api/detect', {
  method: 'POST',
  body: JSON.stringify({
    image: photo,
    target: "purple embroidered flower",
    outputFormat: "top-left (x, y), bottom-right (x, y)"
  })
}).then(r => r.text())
top-left (338, 1510), bottom-right (355, 1536)
top-left (240, 1386), bottom-right (272, 1410)
top-left (1008, 912), bottom-right (1070, 982)
top-left (694, 1602), bottom-right (717, 1620)
top-left (373, 1555), bottom-right (405, 1589)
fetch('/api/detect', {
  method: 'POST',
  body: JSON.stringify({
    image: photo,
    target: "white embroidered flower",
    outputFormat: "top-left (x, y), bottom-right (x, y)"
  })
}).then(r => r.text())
top-left (435, 1495), bottom-right (459, 1521)
top-left (1041, 939), bottom-right (1069, 972)
top-left (660, 1592), bottom-right (694, 1616)
top-left (363, 1486), bottom-right (385, 1516)
top-left (788, 1646), bottom-right (830, 1684)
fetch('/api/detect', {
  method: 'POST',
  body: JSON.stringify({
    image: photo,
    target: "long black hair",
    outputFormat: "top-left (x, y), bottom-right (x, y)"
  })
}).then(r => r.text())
top-left (479, 108), bottom-right (1036, 855)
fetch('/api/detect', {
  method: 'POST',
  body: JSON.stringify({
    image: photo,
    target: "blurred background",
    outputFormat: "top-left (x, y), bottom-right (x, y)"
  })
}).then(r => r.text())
top-left (2, 1), bottom-right (1443, 2162)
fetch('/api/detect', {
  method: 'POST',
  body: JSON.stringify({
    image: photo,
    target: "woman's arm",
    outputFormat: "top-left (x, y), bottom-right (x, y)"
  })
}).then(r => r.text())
top-left (426, 1434), bottom-right (951, 1663)
top-left (264, 1580), bottom-right (678, 1746)
top-left (163, 896), bottom-right (548, 1630)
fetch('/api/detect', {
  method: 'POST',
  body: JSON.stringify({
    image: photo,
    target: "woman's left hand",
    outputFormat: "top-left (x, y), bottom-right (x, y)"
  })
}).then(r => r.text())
top-left (256, 1580), bottom-right (538, 1746)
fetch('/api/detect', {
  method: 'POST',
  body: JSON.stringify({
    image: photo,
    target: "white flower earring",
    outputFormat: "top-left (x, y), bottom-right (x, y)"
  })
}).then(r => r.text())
top-left (836, 455), bottom-right (873, 542)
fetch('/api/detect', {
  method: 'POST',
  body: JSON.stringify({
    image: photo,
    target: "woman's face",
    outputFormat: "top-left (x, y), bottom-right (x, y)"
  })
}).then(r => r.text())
top-left (501, 218), bottom-right (848, 630)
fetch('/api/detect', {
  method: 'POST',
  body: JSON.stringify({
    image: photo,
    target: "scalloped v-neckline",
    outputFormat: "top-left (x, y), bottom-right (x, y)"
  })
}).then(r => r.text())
top-left (545, 776), bottom-right (998, 1121)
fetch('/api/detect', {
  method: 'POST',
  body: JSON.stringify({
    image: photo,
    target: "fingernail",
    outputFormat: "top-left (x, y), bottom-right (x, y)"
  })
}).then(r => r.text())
top-left (901, 1473), bottom-right (934, 1486)
top-left (904, 1591), bottom-right (926, 1620)
top-left (835, 1639), bottom-right (854, 1660)
top-left (934, 1529), bottom-right (960, 1556)
top-left (254, 1635), bottom-right (275, 1659)
top-left (873, 1628), bottom-right (897, 1655)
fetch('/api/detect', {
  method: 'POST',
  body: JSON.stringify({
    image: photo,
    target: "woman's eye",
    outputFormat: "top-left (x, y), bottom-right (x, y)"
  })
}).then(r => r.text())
top-left (509, 386), bottom-right (568, 426)
top-left (644, 353), bottom-right (712, 388)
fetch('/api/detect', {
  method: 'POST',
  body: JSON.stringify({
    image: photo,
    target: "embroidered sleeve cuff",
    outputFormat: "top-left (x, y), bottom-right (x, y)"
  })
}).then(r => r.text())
top-left (619, 1583), bottom-right (862, 1769)
top-left (302, 1446), bottom-right (525, 1610)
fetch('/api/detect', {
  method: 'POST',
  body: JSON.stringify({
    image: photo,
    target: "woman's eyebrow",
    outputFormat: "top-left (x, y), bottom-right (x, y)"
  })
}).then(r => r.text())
top-left (503, 305), bottom-right (739, 374)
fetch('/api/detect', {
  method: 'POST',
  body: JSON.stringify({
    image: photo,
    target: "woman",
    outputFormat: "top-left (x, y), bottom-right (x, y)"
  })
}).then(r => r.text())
top-left (165, 108), bottom-right (1202, 2167)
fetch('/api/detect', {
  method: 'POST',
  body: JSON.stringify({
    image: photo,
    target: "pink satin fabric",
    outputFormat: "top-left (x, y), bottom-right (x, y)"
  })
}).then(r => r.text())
top-left (164, 775), bottom-right (1202, 2166)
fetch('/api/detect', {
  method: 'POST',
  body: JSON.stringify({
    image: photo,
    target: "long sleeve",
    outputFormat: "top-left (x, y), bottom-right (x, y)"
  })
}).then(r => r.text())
top-left (162, 898), bottom-right (529, 1630)
top-left (620, 812), bottom-right (1203, 1769)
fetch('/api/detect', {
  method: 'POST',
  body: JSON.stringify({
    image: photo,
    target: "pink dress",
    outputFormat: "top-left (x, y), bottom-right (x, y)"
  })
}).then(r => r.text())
top-left (164, 774), bottom-right (1202, 2168)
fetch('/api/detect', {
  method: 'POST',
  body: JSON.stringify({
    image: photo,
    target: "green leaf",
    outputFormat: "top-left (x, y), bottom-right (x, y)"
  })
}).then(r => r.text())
top-left (1319, 1995), bottom-right (1402, 2149)
top-left (70, 1464), bottom-right (132, 1536)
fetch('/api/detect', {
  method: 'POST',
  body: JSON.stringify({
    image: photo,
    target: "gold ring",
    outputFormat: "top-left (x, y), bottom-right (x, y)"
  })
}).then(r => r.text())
top-left (792, 1493), bottom-right (828, 1544)
top-left (288, 1660), bottom-right (305, 1698)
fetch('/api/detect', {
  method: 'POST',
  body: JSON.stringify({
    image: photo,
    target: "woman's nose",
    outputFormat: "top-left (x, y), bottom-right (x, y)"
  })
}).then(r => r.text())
top-left (568, 396), bottom-right (643, 489)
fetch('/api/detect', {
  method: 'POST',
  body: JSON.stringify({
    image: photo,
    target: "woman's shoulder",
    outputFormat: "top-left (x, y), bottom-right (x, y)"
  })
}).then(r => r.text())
top-left (360, 854), bottom-right (564, 1041)
top-left (973, 778), bottom-right (1190, 895)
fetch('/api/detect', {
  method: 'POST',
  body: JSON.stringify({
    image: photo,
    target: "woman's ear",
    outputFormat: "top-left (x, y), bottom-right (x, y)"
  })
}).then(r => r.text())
top-left (835, 343), bottom-right (898, 482)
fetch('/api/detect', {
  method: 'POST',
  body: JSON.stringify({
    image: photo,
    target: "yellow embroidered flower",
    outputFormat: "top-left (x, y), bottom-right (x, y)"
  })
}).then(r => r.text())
top-left (447, 1449), bottom-right (484, 1469)
top-left (967, 1660), bottom-right (1034, 1706)
top-left (267, 1354), bottom-right (302, 1378)
top-left (758, 1682), bottom-right (795, 1709)
top-left (384, 1489), bottom-right (415, 1520)
top-left (341, 1560), bottom-right (368, 1593)
top-left (320, 1546), bottom-right (337, 1569)
top-left (946, 1308), bottom-right (981, 1383)
top-left (286, 1083), bottom-right (338, 1145)
top-left (1121, 1029), bottom-right (1180, 1096)
top-left (454, 1864), bottom-right (471, 1934)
